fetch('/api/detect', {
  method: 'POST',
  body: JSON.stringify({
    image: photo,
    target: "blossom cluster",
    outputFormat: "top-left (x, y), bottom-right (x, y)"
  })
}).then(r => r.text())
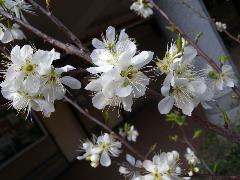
top-left (77, 133), bottom-right (122, 168)
top-left (157, 38), bottom-right (236, 116)
top-left (0, 0), bottom-right (32, 43)
top-left (119, 123), bottom-right (139, 142)
top-left (119, 147), bottom-right (200, 180)
top-left (85, 26), bottom-right (154, 112)
top-left (215, 21), bottom-right (227, 32)
top-left (0, 45), bottom-right (81, 117)
top-left (130, 0), bottom-right (153, 18)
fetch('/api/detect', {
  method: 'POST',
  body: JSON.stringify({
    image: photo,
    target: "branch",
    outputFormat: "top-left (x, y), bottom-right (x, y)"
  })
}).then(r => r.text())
top-left (148, 0), bottom-right (240, 97)
top-left (194, 115), bottom-right (240, 145)
top-left (63, 96), bottom-right (145, 161)
top-left (179, 0), bottom-right (240, 45)
top-left (25, 0), bottom-right (88, 52)
top-left (0, 9), bottom-right (92, 63)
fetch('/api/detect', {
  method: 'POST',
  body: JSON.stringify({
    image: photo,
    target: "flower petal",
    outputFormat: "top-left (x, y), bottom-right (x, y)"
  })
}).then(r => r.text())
top-left (100, 151), bottom-right (111, 167)
top-left (60, 76), bottom-right (81, 89)
top-left (158, 96), bottom-right (174, 114)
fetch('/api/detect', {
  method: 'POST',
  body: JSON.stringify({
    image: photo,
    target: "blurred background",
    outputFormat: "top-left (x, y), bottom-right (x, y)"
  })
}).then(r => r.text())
top-left (0, 0), bottom-right (240, 179)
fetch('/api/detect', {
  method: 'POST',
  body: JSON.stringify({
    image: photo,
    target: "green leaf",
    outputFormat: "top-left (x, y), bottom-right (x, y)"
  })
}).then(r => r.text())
top-left (219, 55), bottom-right (229, 65)
top-left (102, 111), bottom-right (110, 124)
top-left (165, 25), bottom-right (177, 33)
top-left (166, 111), bottom-right (186, 126)
top-left (176, 33), bottom-right (182, 53)
top-left (223, 111), bottom-right (229, 129)
top-left (192, 129), bottom-right (203, 139)
top-left (169, 135), bottom-right (178, 141)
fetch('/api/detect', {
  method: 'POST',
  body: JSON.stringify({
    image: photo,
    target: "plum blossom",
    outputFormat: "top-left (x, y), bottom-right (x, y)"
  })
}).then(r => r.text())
top-left (130, 0), bottom-right (153, 18)
top-left (206, 64), bottom-right (236, 91)
top-left (119, 154), bottom-right (143, 180)
top-left (119, 123), bottom-right (139, 142)
top-left (0, 23), bottom-right (25, 43)
top-left (0, 45), bottom-right (81, 117)
top-left (77, 133), bottom-right (122, 167)
top-left (157, 38), bottom-right (209, 116)
top-left (0, 0), bottom-right (33, 20)
top-left (86, 26), bottom-right (154, 112)
top-left (158, 77), bottom-right (206, 116)
top-left (215, 21), bottom-right (227, 32)
top-left (184, 148), bottom-right (200, 177)
top-left (143, 151), bottom-right (181, 180)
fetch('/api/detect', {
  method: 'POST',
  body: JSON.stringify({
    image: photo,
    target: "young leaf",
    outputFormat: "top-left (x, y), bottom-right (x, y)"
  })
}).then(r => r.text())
top-left (219, 55), bottom-right (229, 65)
top-left (176, 33), bottom-right (182, 53)
top-left (193, 129), bottom-right (203, 139)
top-left (169, 135), bottom-right (178, 141)
top-left (223, 111), bottom-right (229, 129)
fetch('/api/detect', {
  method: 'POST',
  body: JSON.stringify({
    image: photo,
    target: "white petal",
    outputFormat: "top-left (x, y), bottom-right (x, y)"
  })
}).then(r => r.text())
top-left (106, 26), bottom-right (115, 42)
top-left (11, 45), bottom-right (23, 65)
top-left (92, 38), bottom-right (105, 49)
top-left (100, 151), bottom-right (111, 167)
top-left (20, 45), bottom-right (33, 60)
top-left (182, 46), bottom-right (197, 64)
top-left (92, 93), bottom-right (109, 110)
top-left (60, 76), bottom-right (81, 89)
top-left (119, 29), bottom-right (128, 41)
top-left (116, 86), bottom-right (132, 97)
top-left (126, 154), bottom-right (136, 165)
top-left (158, 96), bottom-right (174, 114)
top-left (122, 96), bottom-right (133, 112)
top-left (23, 76), bottom-right (40, 94)
top-left (85, 79), bottom-right (102, 91)
top-left (55, 65), bottom-right (76, 74)
top-left (131, 51), bottom-right (154, 69)
top-left (1, 30), bottom-right (14, 43)
top-left (143, 160), bottom-right (154, 172)
top-left (90, 49), bottom-right (113, 66)
top-left (86, 65), bottom-right (113, 74)
top-left (190, 80), bottom-right (206, 95)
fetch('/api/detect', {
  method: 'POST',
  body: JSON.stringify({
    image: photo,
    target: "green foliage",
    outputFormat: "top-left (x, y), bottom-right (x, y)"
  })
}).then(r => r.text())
top-left (165, 25), bottom-right (177, 33)
top-left (176, 33), bottom-right (182, 53)
top-left (166, 111), bottom-right (186, 126)
top-left (222, 111), bottom-right (229, 129)
top-left (199, 133), bottom-right (240, 175)
top-left (102, 111), bottom-right (110, 124)
top-left (169, 135), bottom-right (178, 141)
top-left (219, 55), bottom-right (229, 65)
top-left (192, 129), bottom-right (203, 139)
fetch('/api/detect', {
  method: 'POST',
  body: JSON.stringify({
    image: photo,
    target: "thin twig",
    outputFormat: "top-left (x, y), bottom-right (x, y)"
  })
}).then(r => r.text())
top-left (0, 9), bottom-right (92, 63)
top-left (179, 0), bottom-right (240, 45)
top-left (64, 95), bottom-right (146, 161)
top-left (179, 126), bottom-right (214, 175)
top-left (25, 0), bottom-right (88, 51)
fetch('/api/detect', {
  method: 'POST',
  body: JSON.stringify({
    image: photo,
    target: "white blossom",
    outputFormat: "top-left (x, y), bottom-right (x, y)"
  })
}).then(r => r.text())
top-left (86, 26), bottom-right (154, 112)
top-left (119, 123), bottom-right (139, 142)
top-left (184, 148), bottom-right (200, 177)
top-left (143, 151), bottom-right (181, 180)
top-left (130, 0), bottom-right (153, 18)
top-left (184, 148), bottom-right (200, 167)
top-left (77, 133), bottom-right (122, 167)
top-left (206, 64), bottom-right (236, 91)
top-left (215, 21), bottom-right (227, 32)
top-left (0, 0), bottom-right (33, 20)
top-left (0, 45), bottom-right (81, 117)
top-left (157, 39), bottom-right (209, 116)
top-left (0, 23), bottom-right (25, 43)
top-left (119, 154), bottom-right (143, 180)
